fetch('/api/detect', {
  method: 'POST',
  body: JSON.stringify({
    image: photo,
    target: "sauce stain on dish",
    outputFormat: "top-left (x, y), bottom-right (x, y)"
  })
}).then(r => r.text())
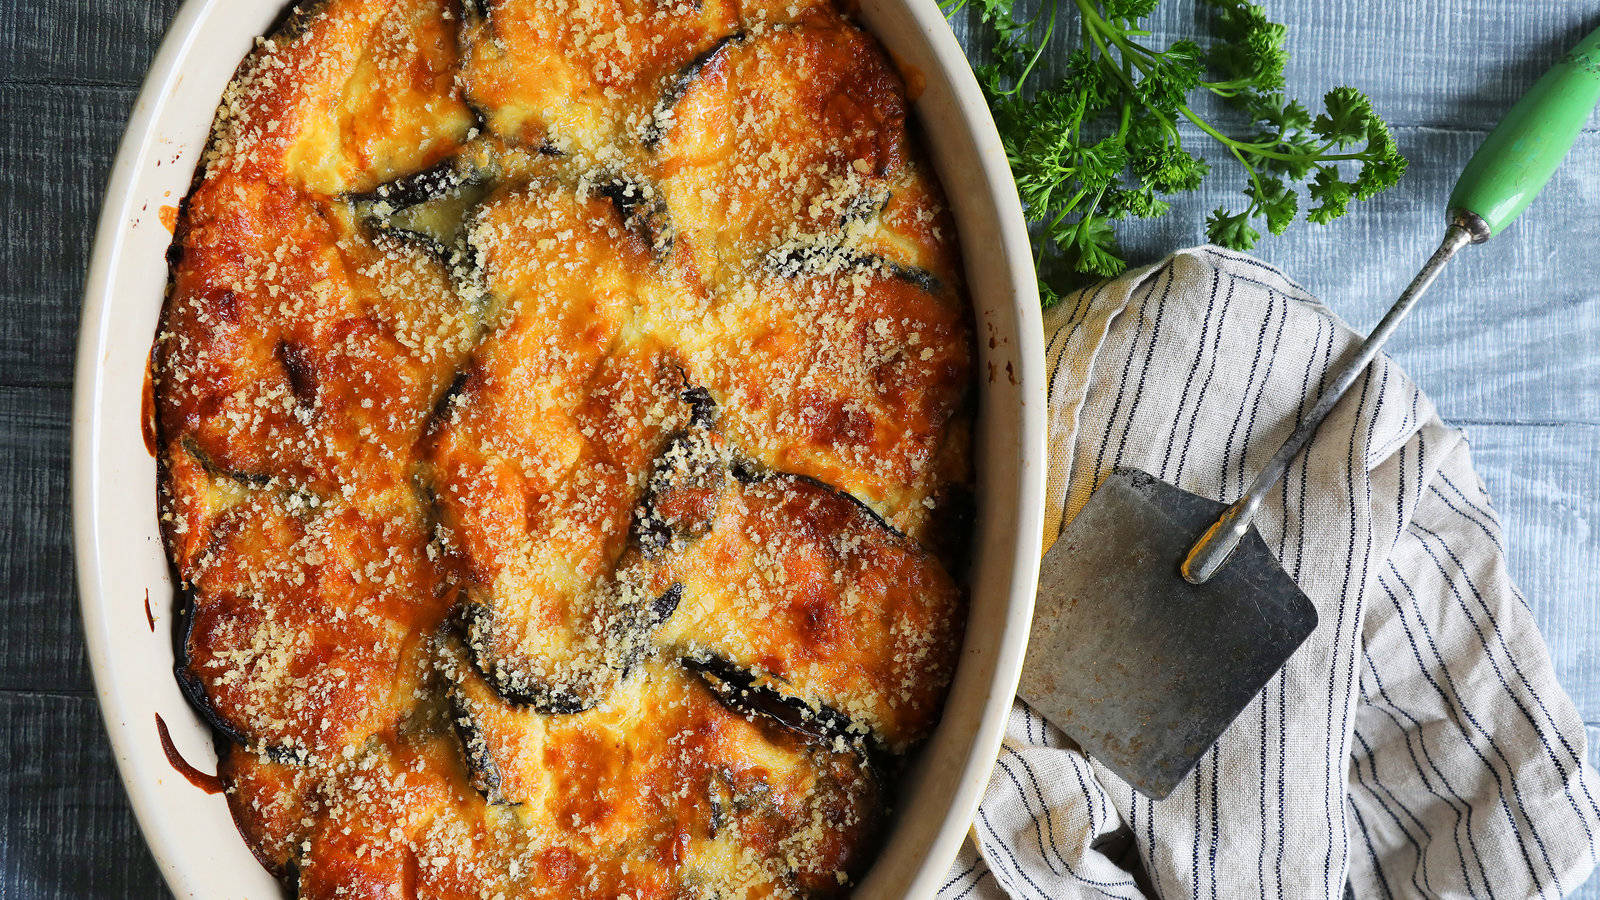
top-left (141, 362), bottom-right (158, 457)
top-left (887, 50), bottom-right (926, 101)
top-left (155, 713), bottom-right (224, 794)
top-left (157, 204), bottom-right (180, 234)
top-left (144, 589), bottom-right (156, 632)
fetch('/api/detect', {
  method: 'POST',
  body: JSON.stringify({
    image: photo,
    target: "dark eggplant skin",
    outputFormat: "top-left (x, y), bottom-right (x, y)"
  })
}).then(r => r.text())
top-left (766, 244), bottom-right (944, 297)
top-left (420, 366), bottom-right (474, 440)
top-left (446, 683), bottom-right (512, 802)
top-left (167, 440), bottom-right (315, 756)
top-left (681, 384), bottom-right (716, 429)
top-left (348, 157), bottom-right (480, 210)
top-left (179, 435), bottom-right (275, 489)
top-left (351, 154), bottom-right (498, 266)
top-left (837, 187), bottom-right (891, 228)
top-left (641, 32), bottom-right (745, 150)
top-left (682, 654), bottom-right (881, 757)
top-left (729, 462), bottom-right (904, 540)
top-left (457, 603), bottom-right (599, 714)
top-left (458, 583), bottom-right (686, 715)
top-left (172, 588), bottom-right (254, 748)
top-left (647, 582), bottom-right (684, 627)
top-left (628, 388), bottom-right (725, 558)
top-left (173, 585), bottom-right (308, 765)
top-left (596, 175), bottom-right (672, 259)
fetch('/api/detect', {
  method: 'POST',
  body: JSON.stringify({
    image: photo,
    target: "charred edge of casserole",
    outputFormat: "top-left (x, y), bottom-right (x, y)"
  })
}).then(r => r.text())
top-left (455, 603), bottom-right (601, 715)
top-left (641, 32), bottom-right (746, 150)
top-left (170, 585), bottom-right (255, 748)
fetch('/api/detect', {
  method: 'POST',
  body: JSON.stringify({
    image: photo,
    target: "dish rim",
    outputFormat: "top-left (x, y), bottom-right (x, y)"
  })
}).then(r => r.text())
top-left (71, 0), bottom-right (1046, 896)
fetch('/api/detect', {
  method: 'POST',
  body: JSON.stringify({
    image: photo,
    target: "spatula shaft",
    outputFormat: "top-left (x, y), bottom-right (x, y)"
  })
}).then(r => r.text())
top-left (1181, 221), bottom-right (1474, 584)
top-left (1183, 25), bottom-right (1600, 584)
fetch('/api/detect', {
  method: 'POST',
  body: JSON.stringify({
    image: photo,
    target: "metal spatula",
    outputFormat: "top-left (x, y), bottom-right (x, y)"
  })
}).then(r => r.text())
top-left (1019, 25), bottom-right (1600, 800)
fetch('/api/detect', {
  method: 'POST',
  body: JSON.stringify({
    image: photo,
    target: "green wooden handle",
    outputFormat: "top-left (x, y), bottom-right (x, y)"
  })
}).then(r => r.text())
top-left (1449, 25), bottom-right (1600, 239)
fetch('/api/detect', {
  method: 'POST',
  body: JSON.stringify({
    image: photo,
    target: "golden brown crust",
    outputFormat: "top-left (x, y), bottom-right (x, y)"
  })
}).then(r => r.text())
top-left (648, 468), bottom-right (965, 752)
top-left (156, 0), bottom-right (972, 893)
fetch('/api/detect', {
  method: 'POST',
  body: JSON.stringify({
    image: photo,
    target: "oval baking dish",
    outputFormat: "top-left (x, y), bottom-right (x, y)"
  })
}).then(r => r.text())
top-left (72, 0), bottom-right (1045, 895)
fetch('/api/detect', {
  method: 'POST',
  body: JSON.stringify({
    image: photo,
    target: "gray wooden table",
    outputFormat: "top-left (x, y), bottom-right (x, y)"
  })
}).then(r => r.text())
top-left (2, 0), bottom-right (1596, 896)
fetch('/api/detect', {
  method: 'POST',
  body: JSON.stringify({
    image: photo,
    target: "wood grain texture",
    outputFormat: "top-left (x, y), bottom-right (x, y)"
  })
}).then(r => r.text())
top-left (0, 388), bottom-right (92, 694)
top-left (1, 84), bottom-right (136, 388)
top-left (0, 0), bottom-right (178, 85)
top-left (3, 0), bottom-right (1597, 897)
top-left (0, 694), bottom-right (165, 898)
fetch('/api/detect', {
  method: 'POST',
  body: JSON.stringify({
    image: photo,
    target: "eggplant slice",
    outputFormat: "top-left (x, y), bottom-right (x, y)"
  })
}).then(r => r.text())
top-left (640, 31), bottom-right (745, 150)
top-left (352, 151), bottom-right (498, 273)
top-left (422, 180), bottom-right (701, 712)
top-left (456, 0), bottom-right (746, 156)
top-left (165, 462), bottom-right (449, 760)
top-left (683, 653), bottom-right (877, 755)
top-left (624, 430), bottom-right (963, 752)
top-left (439, 646), bottom-right (885, 897)
top-left (291, 728), bottom-right (517, 900)
top-left (644, 258), bottom-right (974, 546)
top-left (647, 16), bottom-right (909, 291)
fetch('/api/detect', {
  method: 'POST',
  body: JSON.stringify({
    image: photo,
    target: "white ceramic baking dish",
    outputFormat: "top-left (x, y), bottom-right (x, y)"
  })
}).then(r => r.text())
top-left (72, 0), bottom-right (1045, 894)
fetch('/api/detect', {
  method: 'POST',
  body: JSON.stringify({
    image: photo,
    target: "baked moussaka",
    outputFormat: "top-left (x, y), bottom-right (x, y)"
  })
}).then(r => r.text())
top-left (152, 0), bottom-right (974, 894)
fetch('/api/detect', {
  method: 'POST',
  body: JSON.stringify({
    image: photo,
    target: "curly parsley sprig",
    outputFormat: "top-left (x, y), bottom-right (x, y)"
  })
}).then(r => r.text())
top-left (940, 0), bottom-right (1407, 305)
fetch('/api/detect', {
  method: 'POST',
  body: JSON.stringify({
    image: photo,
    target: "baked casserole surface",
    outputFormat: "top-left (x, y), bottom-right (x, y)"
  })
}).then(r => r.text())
top-left (152, 0), bottom-right (974, 894)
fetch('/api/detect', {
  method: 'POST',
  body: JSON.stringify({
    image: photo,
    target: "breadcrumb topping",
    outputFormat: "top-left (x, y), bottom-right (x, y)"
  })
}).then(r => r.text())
top-left (154, 0), bottom-right (973, 895)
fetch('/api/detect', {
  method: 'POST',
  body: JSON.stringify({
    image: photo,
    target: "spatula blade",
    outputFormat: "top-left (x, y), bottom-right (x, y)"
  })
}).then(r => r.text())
top-left (1019, 467), bottom-right (1317, 799)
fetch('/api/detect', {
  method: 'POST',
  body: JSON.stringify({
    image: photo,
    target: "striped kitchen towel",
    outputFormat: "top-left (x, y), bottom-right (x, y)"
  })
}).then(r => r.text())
top-left (939, 247), bottom-right (1600, 899)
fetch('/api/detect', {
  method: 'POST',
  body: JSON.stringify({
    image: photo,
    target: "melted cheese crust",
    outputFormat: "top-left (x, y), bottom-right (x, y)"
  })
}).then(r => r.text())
top-left (154, 0), bottom-right (973, 895)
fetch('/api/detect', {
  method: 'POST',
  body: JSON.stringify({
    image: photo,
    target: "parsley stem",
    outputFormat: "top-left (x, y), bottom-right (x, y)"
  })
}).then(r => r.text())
top-left (1012, 0), bottom-right (1057, 90)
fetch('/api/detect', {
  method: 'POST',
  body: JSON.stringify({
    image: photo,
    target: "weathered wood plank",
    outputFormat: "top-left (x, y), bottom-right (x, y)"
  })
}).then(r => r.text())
top-left (0, 386), bottom-right (93, 694)
top-left (8, 2), bottom-right (1600, 897)
top-left (956, 0), bottom-right (1600, 131)
top-left (1112, 122), bottom-right (1600, 429)
top-left (0, 0), bottom-right (181, 87)
top-left (0, 84), bottom-right (136, 391)
top-left (0, 692), bottom-right (168, 898)
top-left (1467, 423), bottom-right (1600, 729)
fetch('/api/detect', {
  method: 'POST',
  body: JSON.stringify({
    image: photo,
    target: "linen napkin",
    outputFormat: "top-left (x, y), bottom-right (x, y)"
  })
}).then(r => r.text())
top-left (939, 248), bottom-right (1600, 899)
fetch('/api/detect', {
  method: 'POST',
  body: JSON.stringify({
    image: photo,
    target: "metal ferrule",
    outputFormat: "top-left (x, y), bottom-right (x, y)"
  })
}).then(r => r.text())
top-left (1449, 207), bottom-right (1493, 243)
